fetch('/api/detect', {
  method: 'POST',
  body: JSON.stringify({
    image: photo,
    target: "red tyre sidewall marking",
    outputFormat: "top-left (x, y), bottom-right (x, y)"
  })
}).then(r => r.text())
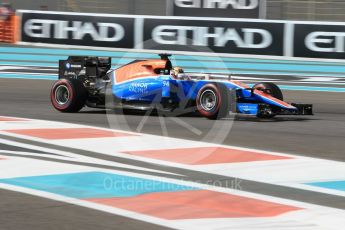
top-left (197, 84), bottom-right (222, 117)
top-left (50, 79), bottom-right (74, 110)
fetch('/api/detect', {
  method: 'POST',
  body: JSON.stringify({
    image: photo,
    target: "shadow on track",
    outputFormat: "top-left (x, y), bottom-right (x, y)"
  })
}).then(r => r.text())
top-left (78, 110), bottom-right (107, 114)
top-left (80, 109), bottom-right (316, 122)
top-left (234, 116), bottom-right (317, 122)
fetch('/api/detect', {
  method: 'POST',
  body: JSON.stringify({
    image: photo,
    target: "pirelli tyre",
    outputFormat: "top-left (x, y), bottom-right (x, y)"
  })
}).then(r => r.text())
top-left (51, 79), bottom-right (87, 113)
top-left (196, 83), bottom-right (231, 120)
top-left (253, 82), bottom-right (283, 101)
top-left (253, 82), bottom-right (283, 118)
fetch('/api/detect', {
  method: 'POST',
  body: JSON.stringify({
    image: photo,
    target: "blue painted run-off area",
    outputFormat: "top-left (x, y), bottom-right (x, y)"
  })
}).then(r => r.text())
top-left (0, 171), bottom-right (196, 199)
top-left (306, 180), bottom-right (345, 192)
top-left (1, 46), bottom-right (345, 92)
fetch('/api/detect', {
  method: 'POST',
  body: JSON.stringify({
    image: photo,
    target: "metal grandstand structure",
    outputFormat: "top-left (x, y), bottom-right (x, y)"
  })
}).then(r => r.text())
top-left (6, 0), bottom-right (345, 21)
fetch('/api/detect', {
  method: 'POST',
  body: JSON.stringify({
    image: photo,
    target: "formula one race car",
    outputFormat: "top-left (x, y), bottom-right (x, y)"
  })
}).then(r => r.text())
top-left (50, 54), bottom-right (313, 119)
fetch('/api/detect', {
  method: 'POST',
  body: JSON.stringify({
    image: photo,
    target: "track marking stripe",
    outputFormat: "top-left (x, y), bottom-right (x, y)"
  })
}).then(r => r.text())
top-left (0, 170), bottom-right (302, 220)
top-left (85, 190), bottom-right (301, 220)
top-left (1, 115), bottom-right (345, 200)
top-left (3, 128), bottom-right (138, 140)
top-left (0, 171), bottom-right (195, 199)
top-left (122, 147), bottom-right (292, 165)
top-left (306, 180), bottom-right (345, 192)
top-left (0, 117), bottom-right (28, 122)
top-left (0, 152), bottom-right (344, 229)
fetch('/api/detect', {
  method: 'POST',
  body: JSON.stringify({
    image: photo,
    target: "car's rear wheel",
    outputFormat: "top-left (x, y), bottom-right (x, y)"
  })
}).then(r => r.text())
top-left (196, 83), bottom-right (230, 120)
top-left (51, 79), bottom-right (87, 112)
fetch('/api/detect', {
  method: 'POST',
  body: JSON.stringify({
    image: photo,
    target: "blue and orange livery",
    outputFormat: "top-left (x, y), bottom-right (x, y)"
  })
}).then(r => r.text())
top-left (51, 54), bottom-right (313, 119)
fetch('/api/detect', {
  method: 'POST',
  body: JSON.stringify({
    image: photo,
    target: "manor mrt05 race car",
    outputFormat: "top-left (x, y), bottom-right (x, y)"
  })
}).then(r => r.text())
top-left (51, 54), bottom-right (313, 119)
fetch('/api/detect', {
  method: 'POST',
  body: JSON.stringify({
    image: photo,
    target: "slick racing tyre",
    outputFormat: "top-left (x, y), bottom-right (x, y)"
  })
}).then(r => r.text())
top-left (196, 83), bottom-right (231, 120)
top-left (253, 82), bottom-right (283, 101)
top-left (51, 79), bottom-right (87, 113)
top-left (253, 82), bottom-right (283, 119)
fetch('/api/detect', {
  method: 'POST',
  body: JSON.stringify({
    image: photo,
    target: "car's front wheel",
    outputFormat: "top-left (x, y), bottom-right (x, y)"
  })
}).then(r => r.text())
top-left (253, 82), bottom-right (283, 100)
top-left (50, 79), bottom-right (87, 112)
top-left (253, 82), bottom-right (283, 118)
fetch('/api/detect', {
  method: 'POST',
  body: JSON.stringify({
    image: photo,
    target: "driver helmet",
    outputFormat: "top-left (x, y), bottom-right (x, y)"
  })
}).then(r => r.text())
top-left (171, 67), bottom-right (184, 76)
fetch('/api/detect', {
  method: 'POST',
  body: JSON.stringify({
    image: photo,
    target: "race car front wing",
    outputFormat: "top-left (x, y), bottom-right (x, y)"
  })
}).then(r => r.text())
top-left (258, 103), bottom-right (313, 116)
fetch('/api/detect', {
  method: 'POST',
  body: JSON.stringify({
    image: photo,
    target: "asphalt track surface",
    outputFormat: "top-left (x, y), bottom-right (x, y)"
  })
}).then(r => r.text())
top-left (1, 78), bottom-right (345, 229)
top-left (1, 78), bottom-right (345, 160)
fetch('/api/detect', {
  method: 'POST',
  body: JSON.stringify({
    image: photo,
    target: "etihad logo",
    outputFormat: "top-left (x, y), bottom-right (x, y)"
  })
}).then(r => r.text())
top-left (174, 0), bottom-right (259, 10)
top-left (24, 19), bottom-right (125, 42)
top-left (152, 25), bottom-right (272, 49)
top-left (305, 31), bottom-right (345, 53)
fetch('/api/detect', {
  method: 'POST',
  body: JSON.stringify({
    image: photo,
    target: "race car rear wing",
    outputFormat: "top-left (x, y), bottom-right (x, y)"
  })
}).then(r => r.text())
top-left (58, 56), bottom-right (112, 80)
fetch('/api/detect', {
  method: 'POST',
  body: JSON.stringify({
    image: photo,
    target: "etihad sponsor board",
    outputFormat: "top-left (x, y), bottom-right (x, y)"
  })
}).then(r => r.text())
top-left (171, 0), bottom-right (262, 18)
top-left (19, 11), bottom-right (345, 60)
top-left (294, 24), bottom-right (345, 59)
top-left (21, 12), bottom-right (134, 48)
top-left (21, 11), bottom-right (282, 56)
top-left (144, 18), bottom-right (284, 56)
